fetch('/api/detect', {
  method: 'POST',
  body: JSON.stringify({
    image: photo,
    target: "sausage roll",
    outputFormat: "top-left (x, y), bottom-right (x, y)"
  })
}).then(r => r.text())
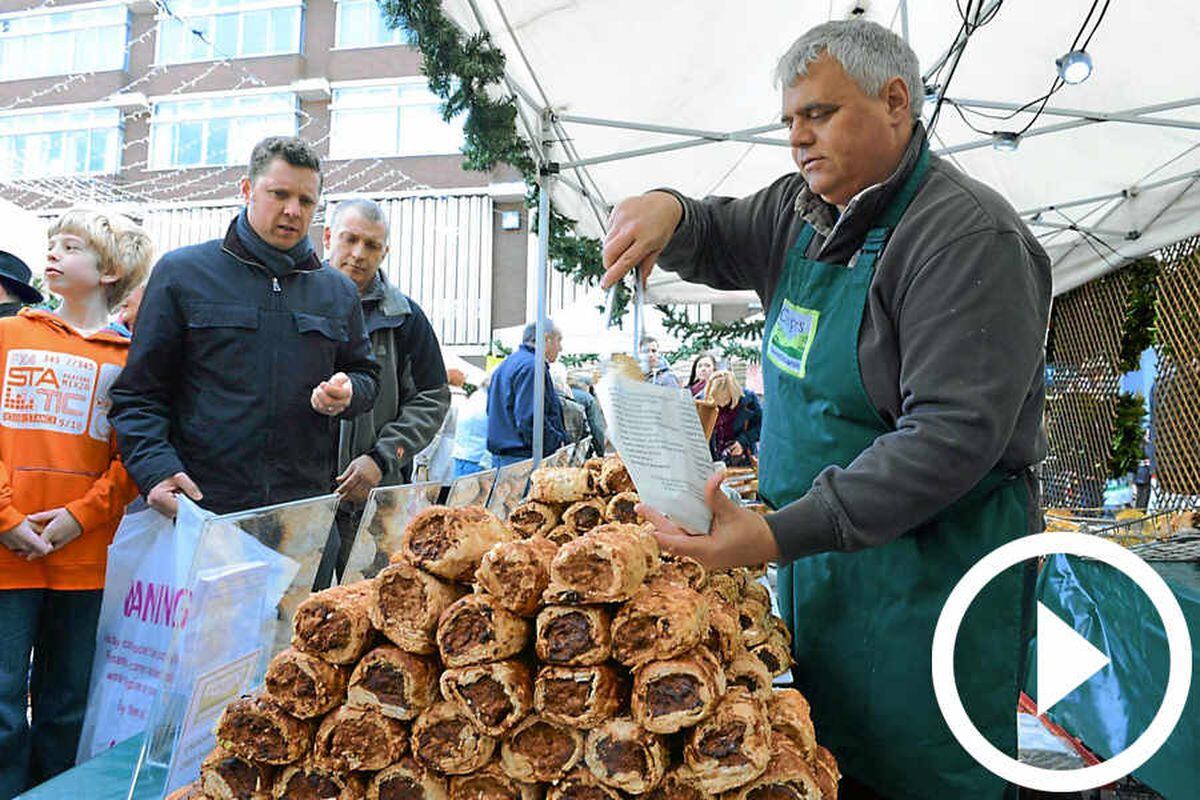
top-left (401, 506), bottom-right (515, 583)
top-left (683, 687), bottom-right (772, 793)
top-left (724, 652), bottom-right (773, 701)
top-left (264, 648), bottom-right (348, 719)
top-left (499, 715), bottom-right (584, 784)
top-left (507, 500), bottom-right (562, 538)
top-left (311, 704), bottom-right (409, 772)
top-left (369, 560), bottom-right (465, 655)
top-left (529, 467), bottom-right (593, 504)
top-left (475, 536), bottom-right (558, 617)
top-left (436, 593), bottom-right (530, 668)
top-left (292, 582), bottom-right (376, 665)
top-left (535, 605), bottom-right (612, 666)
top-left (645, 763), bottom-right (708, 800)
top-left (366, 756), bottom-right (448, 800)
top-left (440, 659), bottom-right (534, 737)
top-left (200, 745), bottom-right (275, 800)
top-left (545, 524), bottom-right (659, 604)
top-left (545, 767), bottom-right (624, 800)
top-left (723, 738), bottom-right (826, 800)
top-left (410, 701), bottom-right (497, 776)
top-left (632, 647), bottom-right (726, 734)
top-left (534, 664), bottom-right (627, 730)
top-left (216, 695), bottom-right (313, 765)
top-left (562, 499), bottom-right (608, 535)
top-left (604, 492), bottom-right (644, 525)
top-left (767, 689), bottom-right (816, 759)
top-left (271, 761), bottom-right (366, 800)
top-left (597, 458), bottom-right (636, 496)
top-left (447, 762), bottom-right (540, 800)
top-left (347, 645), bottom-right (440, 721)
top-left (583, 717), bottom-right (669, 795)
top-left (612, 586), bottom-right (708, 668)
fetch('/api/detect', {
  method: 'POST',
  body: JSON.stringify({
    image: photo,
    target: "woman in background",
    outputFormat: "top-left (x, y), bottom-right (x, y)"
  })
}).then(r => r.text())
top-left (688, 352), bottom-right (717, 398)
top-left (705, 370), bottom-right (761, 467)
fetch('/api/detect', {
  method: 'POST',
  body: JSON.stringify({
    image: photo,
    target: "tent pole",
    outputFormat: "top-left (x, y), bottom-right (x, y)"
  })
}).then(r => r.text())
top-left (900, 0), bottom-right (910, 42)
top-left (1027, 219), bottom-right (1135, 238)
top-left (556, 113), bottom-right (784, 145)
top-left (533, 112), bottom-right (553, 468)
top-left (1020, 168), bottom-right (1200, 217)
top-left (947, 97), bottom-right (1200, 132)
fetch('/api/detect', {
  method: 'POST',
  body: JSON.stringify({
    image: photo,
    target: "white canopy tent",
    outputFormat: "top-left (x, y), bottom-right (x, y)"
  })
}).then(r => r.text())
top-left (437, 0), bottom-right (1200, 460)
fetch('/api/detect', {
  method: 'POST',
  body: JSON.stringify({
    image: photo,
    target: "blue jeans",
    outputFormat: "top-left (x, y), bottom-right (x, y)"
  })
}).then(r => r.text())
top-left (491, 453), bottom-right (529, 468)
top-left (0, 588), bottom-right (102, 799)
top-left (452, 459), bottom-right (485, 479)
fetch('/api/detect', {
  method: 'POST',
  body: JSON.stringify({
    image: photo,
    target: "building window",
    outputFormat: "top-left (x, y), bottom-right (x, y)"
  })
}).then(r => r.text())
top-left (329, 82), bottom-right (464, 159)
top-left (334, 0), bottom-right (412, 49)
top-left (0, 3), bottom-right (128, 81)
top-left (0, 107), bottom-right (122, 179)
top-left (156, 0), bottom-right (303, 64)
top-left (150, 92), bottom-right (298, 169)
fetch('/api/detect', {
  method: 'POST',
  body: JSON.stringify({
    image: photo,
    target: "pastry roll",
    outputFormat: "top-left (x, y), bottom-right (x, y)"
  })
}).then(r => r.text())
top-left (562, 499), bottom-right (607, 535)
top-left (546, 767), bottom-right (624, 800)
top-left (811, 744), bottom-right (842, 800)
top-left (646, 763), bottom-right (708, 800)
top-left (370, 560), bottom-right (465, 655)
top-left (366, 757), bottom-right (449, 800)
top-left (751, 634), bottom-right (793, 678)
top-left (545, 524), bottom-right (576, 547)
top-left (632, 647), bottom-right (725, 734)
top-left (535, 605), bottom-right (611, 666)
top-left (724, 738), bottom-right (825, 800)
top-left (545, 523), bottom-right (658, 604)
top-left (293, 582), bottom-right (376, 665)
top-left (200, 745), bottom-right (274, 800)
top-left (411, 701), bottom-right (497, 775)
top-left (529, 467), bottom-right (593, 504)
top-left (272, 761), bottom-right (366, 800)
top-left (448, 762), bottom-right (540, 800)
top-left (649, 553), bottom-right (706, 592)
top-left (216, 695), bottom-right (313, 765)
top-left (597, 458), bottom-right (635, 495)
top-left (165, 782), bottom-right (205, 800)
top-left (499, 715), bottom-right (584, 784)
top-left (724, 652), bottom-right (773, 701)
top-left (604, 492), bottom-right (644, 525)
top-left (440, 659), bottom-right (534, 737)
top-left (684, 687), bottom-right (772, 793)
top-left (312, 704), bottom-right (409, 772)
top-left (612, 586), bottom-right (708, 667)
top-left (702, 598), bottom-right (744, 665)
top-left (737, 595), bottom-right (772, 649)
top-left (401, 506), bottom-right (515, 583)
top-left (475, 536), bottom-right (558, 617)
top-left (347, 645), bottom-right (439, 721)
top-left (264, 648), bottom-right (347, 719)
top-left (436, 593), bottom-right (530, 668)
top-left (508, 500), bottom-right (562, 538)
top-left (767, 689), bottom-right (816, 759)
top-left (705, 573), bottom-right (745, 607)
top-left (534, 664), bottom-right (627, 729)
top-left (584, 716), bottom-right (669, 795)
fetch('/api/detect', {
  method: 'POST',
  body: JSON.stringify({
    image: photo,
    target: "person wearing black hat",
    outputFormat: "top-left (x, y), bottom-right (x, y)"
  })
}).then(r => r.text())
top-left (0, 251), bottom-right (44, 317)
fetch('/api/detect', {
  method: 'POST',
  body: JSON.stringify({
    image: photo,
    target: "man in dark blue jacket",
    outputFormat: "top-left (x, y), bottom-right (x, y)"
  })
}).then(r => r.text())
top-left (110, 136), bottom-right (380, 516)
top-left (487, 321), bottom-right (568, 466)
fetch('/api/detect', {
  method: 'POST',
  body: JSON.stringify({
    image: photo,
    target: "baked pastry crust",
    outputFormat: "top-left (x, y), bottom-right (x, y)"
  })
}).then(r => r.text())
top-left (216, 695), bottom-right (313, 765)
top-left (604, 492), bottom-right (644, 525)
top-left (311, 704), bottom-right (409, 772)
top-left (476, 536), bottom-right (558, 617)
top-left (562, 499), bottom-right (608, 535)
top-left (410, 701), bottom-right (497, 776)
top-left (436, 594), bottom-right (531, 668)
top-left (534, 664), bottom-right (627, 730)
top-left (535, 604), bottom-right (612, 666)
top-left (499, 714), bottom-right (585, 784)
top-left (597, 458), bottom-right (635, 495)
top-left (723, 652), bottom-right (773, 701)
top-left (366, 756), bottom-right (448, 800)
top-left (271, 760), bottom-right (366, 800)
top-left (508, 500), bottom-right (562, 538)
top-left (440, 659), bottom-right (534, 736)
top-left (632, 646), bottom-right (726, 734)
top-left (447, 761), bottom-right (541, 800)
top-left (200, 745), bottom-right (275, 800)
top-left (292, 583), bottom-right (376, 665)
top-left (347, 645), bottom-right (440, 721)
top-left (768, 689), bottom-right (817, 759)
top-left (612, 586), bottom-right (709, 668)
top-left (401, 506), bottom-right (515, 583)
top-left (369, 560), bottom-right (465, 655)
top-left (683, 687), bottom-right (772, 793)
top-left (529, 467), bottom-right (593, 504)
top-left (264, 648), bottom-right (348, 719)
top-left (723, 738), bottom-right (829, 800)
top-left (583, 716), bottom-right (669, 795)
top-left (545, 524), bottom-right (660, 604)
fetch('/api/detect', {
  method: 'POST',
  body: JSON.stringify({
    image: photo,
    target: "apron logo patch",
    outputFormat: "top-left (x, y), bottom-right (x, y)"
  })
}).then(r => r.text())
top-left (767, 300), bottom-right (819, 379)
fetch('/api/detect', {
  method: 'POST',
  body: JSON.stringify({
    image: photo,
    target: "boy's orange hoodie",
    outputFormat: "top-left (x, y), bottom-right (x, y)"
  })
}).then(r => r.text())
top-left (0, 308), bottom-right (140, 591)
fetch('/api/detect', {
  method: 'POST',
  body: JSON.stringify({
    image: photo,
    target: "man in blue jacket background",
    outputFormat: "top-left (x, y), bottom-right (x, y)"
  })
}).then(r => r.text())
top-left (487, 321), bottom-right (568, 466)
top-left (110, 136), bottom-right (380, 516)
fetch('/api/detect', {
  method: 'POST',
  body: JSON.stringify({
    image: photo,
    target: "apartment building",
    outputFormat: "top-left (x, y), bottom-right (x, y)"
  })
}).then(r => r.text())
top-left (0, 0), bottom-right (536, 352)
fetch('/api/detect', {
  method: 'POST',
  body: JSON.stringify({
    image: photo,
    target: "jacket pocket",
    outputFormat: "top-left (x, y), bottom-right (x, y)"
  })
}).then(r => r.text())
top-left (183, 302), bottom-right (261, 390)
top-left (293, 311), bottom-right (349, 385)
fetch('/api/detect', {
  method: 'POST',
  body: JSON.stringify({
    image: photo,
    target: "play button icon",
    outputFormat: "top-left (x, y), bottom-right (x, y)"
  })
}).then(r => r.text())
top-left (1035, 601), bottom-right (1110, 714)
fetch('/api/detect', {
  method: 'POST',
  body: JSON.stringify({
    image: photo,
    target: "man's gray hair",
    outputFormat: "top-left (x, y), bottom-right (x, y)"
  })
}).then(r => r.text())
top-left (330, 198), bottom-right (389, 235)
top-left (774, 19), bottom-right (924, 120)
top-left (522, 319), bottom-right (560, 346)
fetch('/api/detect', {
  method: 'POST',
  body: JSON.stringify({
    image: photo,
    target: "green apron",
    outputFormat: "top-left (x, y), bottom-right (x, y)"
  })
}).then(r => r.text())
top-left (762, 146), bottom-right (1033, 799)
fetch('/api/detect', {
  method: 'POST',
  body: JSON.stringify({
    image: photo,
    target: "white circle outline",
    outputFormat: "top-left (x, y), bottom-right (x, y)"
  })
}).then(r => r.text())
top-left (932, 532), bottom-right (1192, 792)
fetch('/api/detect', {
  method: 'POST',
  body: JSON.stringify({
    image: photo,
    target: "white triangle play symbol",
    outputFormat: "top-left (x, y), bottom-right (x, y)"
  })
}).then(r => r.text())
top-left (1036, 601), bottom-right (1111, 715)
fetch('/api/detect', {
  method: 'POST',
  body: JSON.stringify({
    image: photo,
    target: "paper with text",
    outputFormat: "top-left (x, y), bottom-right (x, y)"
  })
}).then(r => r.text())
top-left (596, 375), bottom-right (715, 534)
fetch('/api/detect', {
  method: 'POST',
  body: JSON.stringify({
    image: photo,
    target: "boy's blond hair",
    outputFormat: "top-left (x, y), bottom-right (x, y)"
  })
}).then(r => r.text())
top-left (47, 209), bottom-right (154, 311)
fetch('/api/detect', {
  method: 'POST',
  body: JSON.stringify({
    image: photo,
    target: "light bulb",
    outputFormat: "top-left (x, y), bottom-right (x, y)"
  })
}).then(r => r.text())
top-left (1055, 50), bottom-right (1093, 84)
top-left (992, 132), bottom-right (1020, 152)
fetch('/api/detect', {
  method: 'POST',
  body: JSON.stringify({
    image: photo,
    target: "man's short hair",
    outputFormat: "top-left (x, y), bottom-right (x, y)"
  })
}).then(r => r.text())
top-left (48, 208), bottom-right (154, 312)
top-left (522, 319), bottom-right (560, 346)
top-left (248, 136), bottom-right (323, 187)
top-left (329, 198), bottom-right (389, 236)
top-left (639, 335), bottom-right (658, 349)
top-left (775, 19), bottom-right (924, 120)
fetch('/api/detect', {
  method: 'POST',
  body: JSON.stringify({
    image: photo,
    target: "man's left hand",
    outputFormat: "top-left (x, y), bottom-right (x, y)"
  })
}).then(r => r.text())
top-left (336, 454), bottom-right (383, 504)
top-left (27, 507), bottom-right (83, 553)
top-left (312, 372), bottom-right (353, 416)
top-left (638, 471), bottom-right (781, 570)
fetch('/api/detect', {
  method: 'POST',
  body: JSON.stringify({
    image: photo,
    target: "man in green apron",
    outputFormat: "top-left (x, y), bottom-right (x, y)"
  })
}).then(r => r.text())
top-left (601, 19), bottom-right (1050, 800)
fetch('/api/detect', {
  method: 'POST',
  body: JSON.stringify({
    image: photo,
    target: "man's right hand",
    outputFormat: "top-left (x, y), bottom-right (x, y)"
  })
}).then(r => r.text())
top-left (0, 519), bottom-right (52, 560)
top-left (147, 472), bottom-right (203, 518)
top-left (600, 191), bottom-right (684, 290)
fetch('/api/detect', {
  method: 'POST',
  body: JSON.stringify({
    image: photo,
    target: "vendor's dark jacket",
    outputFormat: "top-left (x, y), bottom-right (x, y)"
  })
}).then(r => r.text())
top-left (487, 344), bottom-right (568, 458)
top-left (109, 217), bottom-right (381, 515)
top-left (657, 123), bottom-right (1051, 561)
top-left (336, 271), bottom-right (449, 486)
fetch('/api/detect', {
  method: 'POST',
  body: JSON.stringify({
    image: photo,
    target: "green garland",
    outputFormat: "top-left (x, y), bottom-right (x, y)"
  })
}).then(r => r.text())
top-left (657, 305), bottom-right (764, 363)
top-left (1108, 391), bottom-right (1147, 478)
top-left (1117, 257), bottom-right (1159, 371)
